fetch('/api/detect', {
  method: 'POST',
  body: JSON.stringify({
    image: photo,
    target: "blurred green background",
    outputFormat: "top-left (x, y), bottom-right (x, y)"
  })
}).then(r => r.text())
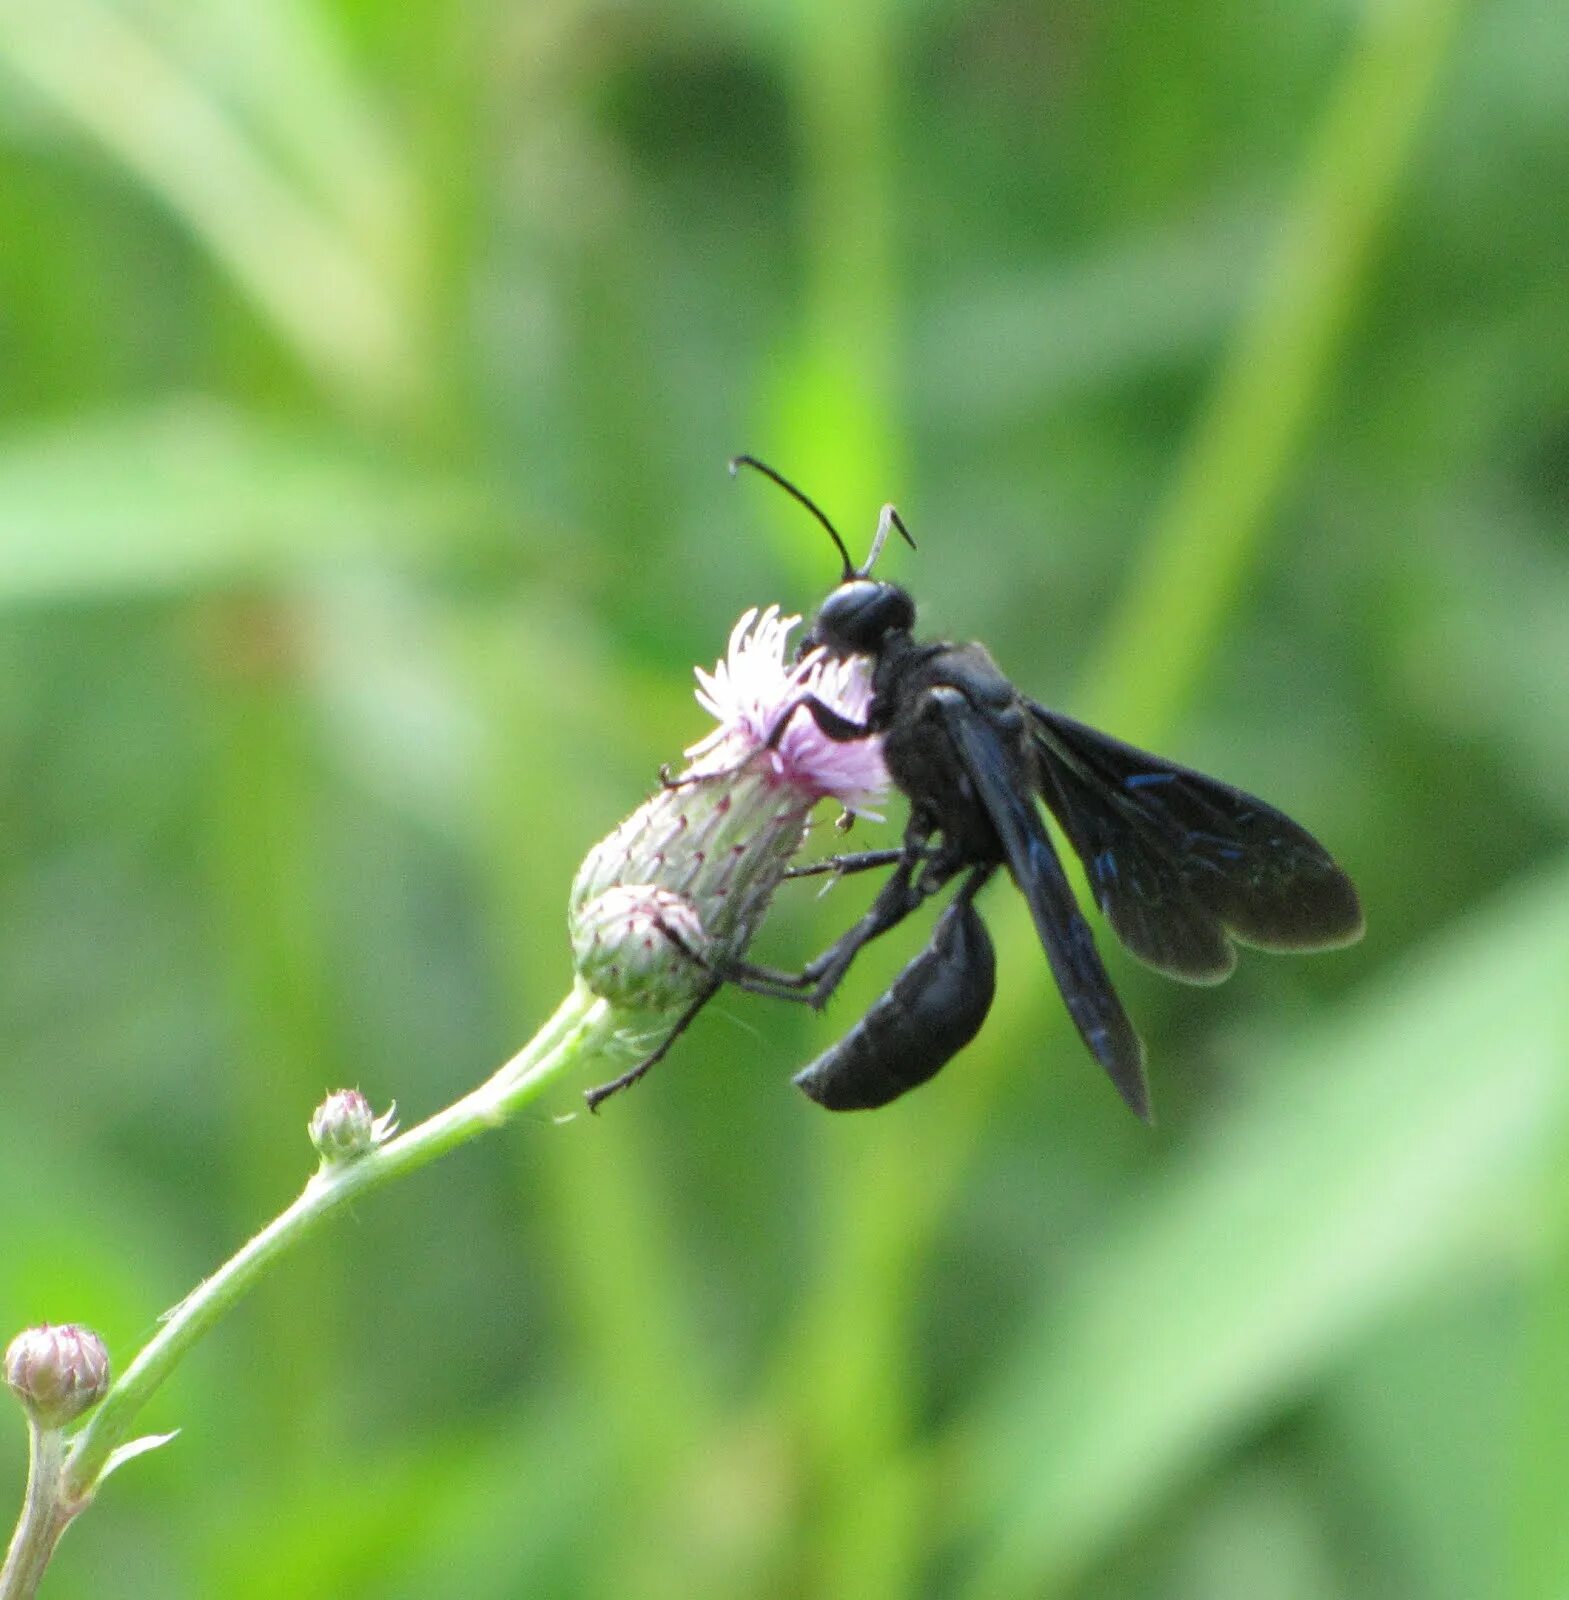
top-left (1, 0), bottom-right (1566, 1595)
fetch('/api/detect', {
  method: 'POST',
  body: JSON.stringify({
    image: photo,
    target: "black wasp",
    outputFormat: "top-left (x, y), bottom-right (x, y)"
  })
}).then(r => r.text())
top-left (710, 456), bottom-right (1364, 1120)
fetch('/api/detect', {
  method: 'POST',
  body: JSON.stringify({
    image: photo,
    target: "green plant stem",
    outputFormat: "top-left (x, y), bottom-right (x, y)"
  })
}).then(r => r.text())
top-left (1079, 0), bottom-right (1467, 741)
top-left (1505, 970), bottom-right (1569, 1599)
top-left (54, 983), bottom-right (609, 1508)
top-left (206, 614), bottom-right (344, 1475)
top-left (0, 1427), bottom-right (70, 1600)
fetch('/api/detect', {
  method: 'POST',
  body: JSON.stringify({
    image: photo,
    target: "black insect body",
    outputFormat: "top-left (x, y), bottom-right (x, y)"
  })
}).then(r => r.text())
top-left (724, 456), bottom-right (1364, 1119)
top-left (793, 880), bottom-right (997, 1110)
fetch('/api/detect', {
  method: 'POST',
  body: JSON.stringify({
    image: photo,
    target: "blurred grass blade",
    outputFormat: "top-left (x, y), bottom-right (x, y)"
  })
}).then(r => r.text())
top-left (1507, 1016), bottom-right (1569, 1600)
top-left (0, 402), bottom-right (486, 602)
top-left (916, 202), bottom-right (1271, 421)
top-left (167, 0), bottom-right (415, 269)
top-left (763, 3), bottom-right (921, 1596)
top-left (763, 0), bottom-right (902, 573)
top-left (953, 857), bottom-right (1569, 1597)
top-left (0, 0), bottom-right (418, 410)
top-left (1080, 0), bottom-right (1467, 739)
top-left (461, 605), bottom-right (728, 1599)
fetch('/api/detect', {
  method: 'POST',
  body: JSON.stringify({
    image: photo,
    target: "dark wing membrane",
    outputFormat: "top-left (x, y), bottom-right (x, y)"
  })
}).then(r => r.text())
top-left (1029, 705), bottom-right (1364, 984)
top-left (935, 691), bottom-right (1149, 1119)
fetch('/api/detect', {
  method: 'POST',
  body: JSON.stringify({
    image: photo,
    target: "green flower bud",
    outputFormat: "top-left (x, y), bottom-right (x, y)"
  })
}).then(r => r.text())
top-left (571, 771), bottom-right (813, 1012)
top-left (571, 882), bottom-right (709, 1012)
top-left (5, 1324), bottom-right (110, 1429)
top-left (309, 1089), bottom-right (396, 1165)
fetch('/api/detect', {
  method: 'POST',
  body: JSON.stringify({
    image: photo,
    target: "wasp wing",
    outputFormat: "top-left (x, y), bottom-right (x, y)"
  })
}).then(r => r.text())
top-left (934, 690), bottom-right (1149, 1119)
top-left (1029, 705), bottom-right (1364, 985)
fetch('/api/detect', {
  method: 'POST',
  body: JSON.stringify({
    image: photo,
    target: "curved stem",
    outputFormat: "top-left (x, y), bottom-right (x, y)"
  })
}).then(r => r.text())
top-left (0, 1426), bottom-right (70, 1600)
top-left (58, 984), bottom-right (611, 1504)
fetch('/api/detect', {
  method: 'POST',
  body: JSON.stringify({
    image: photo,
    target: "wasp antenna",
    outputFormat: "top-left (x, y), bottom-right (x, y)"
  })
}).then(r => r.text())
top-left (729, 454), bottom-right (855, 580)
top-left (860, 503), bottom-right (917, 576)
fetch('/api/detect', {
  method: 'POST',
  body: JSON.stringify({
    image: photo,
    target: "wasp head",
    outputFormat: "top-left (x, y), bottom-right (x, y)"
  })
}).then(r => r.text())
top-left (728, 457), bottom-right (919, 661)
top-left (806, 577), bottom-right (916, 657)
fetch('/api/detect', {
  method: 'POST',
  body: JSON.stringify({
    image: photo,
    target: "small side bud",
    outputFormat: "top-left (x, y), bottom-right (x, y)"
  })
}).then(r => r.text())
top-left (310, 1089), bottom-right (396, 1165)
top-left (5, 1324), bottom-right (110, 1428)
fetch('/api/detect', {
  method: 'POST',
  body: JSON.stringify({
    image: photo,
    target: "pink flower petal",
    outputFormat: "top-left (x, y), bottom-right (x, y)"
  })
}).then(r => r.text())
top-left (683, 605), bottom-right (889, 813)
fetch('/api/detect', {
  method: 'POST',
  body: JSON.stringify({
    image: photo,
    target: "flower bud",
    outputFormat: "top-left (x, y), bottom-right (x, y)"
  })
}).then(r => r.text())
top-left (569, 606), bottom-right (887, 1025)
top-left (571, 883), bottom-right (710, 1012)
top-left (571, 770), bottom-right (811, 1013)
top-left (309, 1089), bottom-right (396, 1164)
top-left (5, 1324), bottom-right (110, 1428)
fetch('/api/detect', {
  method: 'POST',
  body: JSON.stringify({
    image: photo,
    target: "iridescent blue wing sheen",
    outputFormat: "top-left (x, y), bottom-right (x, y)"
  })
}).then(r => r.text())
top-left (1028, 705), bottom-right (1364, 985)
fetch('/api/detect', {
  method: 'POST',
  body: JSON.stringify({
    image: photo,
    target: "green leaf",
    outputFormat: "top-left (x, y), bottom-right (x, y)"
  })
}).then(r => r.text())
top-left (97, 1430), bottom-right (179, 1486)
top-left (0, 0), bottom-right (417, 407)
top-left (953, 856), bottom-right (1569, 1596)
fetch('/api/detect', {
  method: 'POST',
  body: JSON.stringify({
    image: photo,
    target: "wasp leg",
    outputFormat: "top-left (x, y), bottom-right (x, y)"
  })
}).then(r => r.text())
top-left (583, 981), bottom-right (721, 1113)
top-left (662, 692), bottom-right (876, 792)
top-left (660, 761), bottom-right (734, 791)
top-left (727, 838), bottom-right (960, 1009)
top-left (784, 847), bottom-right (912, 880)
top-left (763, 694), bottom-right (871, 747)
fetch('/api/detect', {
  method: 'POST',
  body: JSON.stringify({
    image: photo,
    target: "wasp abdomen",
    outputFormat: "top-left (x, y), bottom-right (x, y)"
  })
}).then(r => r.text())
top-left (793, 894), bottom-right (997, 1111)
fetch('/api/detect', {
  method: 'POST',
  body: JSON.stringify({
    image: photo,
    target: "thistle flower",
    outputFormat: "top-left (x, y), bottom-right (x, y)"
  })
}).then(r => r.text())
top-left (570, 606), bottom-right (887, 1031)
top-left (682, 606), bottom-right (887, 813)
